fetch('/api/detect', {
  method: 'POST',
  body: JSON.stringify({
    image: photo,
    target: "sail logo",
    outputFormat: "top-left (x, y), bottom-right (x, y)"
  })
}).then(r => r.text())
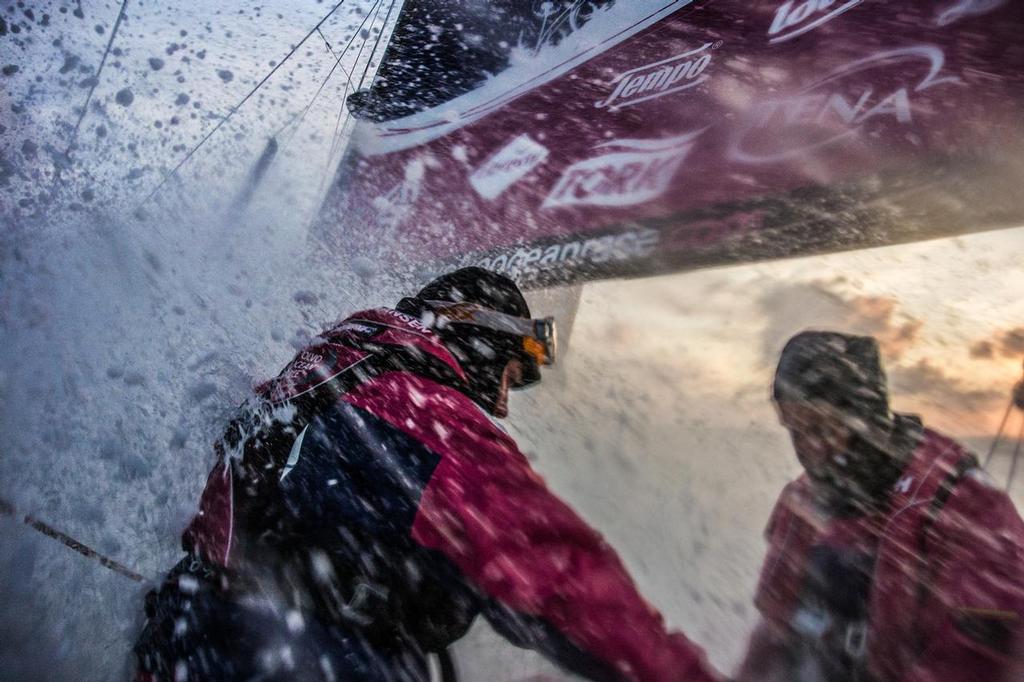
top-left (935, 0), bottom-right (1007, 27)
top-left (476, 228), bottom-right (660, 277)
top-left (729, 45), bottom-right (961, 164)
top-left (469, 134), bottom-right (549, 200)
top-left (594, 42), bottom-right (715, 110)
top-left (543, 131), bottom-right (703, 209)
top-left (768, 0), bottom-right (866, 44)
top-left (372, 157), bottom-right (429, 236)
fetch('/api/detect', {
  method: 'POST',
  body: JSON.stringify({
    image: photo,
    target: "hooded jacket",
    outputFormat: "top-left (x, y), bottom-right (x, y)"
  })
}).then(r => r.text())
top-left (737, 426), bottom-right (1024, 682)
top-left (148, 307), bottom-right (717, 682)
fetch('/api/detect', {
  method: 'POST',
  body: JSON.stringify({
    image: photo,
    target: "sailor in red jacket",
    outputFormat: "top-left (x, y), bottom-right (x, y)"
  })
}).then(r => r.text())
top-left (133, 268), bottom-right (717, 682)
top-left (735, 331), bottom-right (1024, 682)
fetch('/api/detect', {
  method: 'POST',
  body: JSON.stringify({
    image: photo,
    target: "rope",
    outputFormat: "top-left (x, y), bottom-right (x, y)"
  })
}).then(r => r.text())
top-left (984, 398), bottom-right (1014, 469)
top-left (317, 27), bottom-right (341, 59)
top-left (1006, 414), bottom-right (1024, 493)
top-left (354, 0), bottom-right (399, 95)
top-left (0, 497), bottom-right (146, 583)
top-left (138, 0), bottom-right (351, 210)
top-left (326, 0), bottom-right (387, 165)
top-left (65, 0), bottom-right (130, 153)
top-left (274, 2), bottom-right (385, 148)
top-left (319, 0), bottom-right (396, 198)
top-left (986, 361), bottom-right (1024, 493)
top-left (50, 0), bottom-right (129, 199)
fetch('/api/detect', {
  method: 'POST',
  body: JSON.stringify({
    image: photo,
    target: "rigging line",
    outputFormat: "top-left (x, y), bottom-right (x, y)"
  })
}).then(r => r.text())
top-left (354, 0), bottom-right (400, 93)
top-left (331, 0), bottom-right (397, 159)
top-left (327, 0), bottom-right (385, 156)
top-left (55, 0), bottom-right (129, 186)
top-left (325, 0), bottom-right (387, 166)
top-left (317, 27), bottom-right (341, 59)
top-left (536, 7), bottom-right (570, 53)
top-left (534, 1), bottom-right (552, 53)
top-left (329, 0), bottom-right (398, 163)
top-left (275, 53), bottom-right (353, 148)
top-left (307, 111), bottom-right (359, 227)
top-left (275, 2), bottom-right (385, 148)
top-left (1007, 414), bottom-right (1024, 494)
top-left (322, 0), bottom-right (395, 163)
top-left (315, 0), bottom-right (395, 209)
top-left (338, 0), bottom-right (388, 107)
top-left (984, 397), bottom-right (1015, 469)
top-left (66, 0), bottom-right (129, 149)
top-left (0, 497), bottom-right (146, 583)
top-left (533, 0), bottom-right (584, 54)
top-left (137, 0), bottom-right (350, 210)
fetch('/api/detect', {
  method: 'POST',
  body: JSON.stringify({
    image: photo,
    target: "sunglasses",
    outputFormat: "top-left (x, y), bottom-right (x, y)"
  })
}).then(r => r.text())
top-left (424, 300), bottom-right (557, 368)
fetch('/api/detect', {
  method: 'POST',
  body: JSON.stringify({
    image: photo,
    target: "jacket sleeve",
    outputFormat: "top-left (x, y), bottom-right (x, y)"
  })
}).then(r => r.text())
top-left (733, 486), bottom-right (810, 682)
top-left (732, 619), bottom-right (796, 682)
top-left (904, 471), bottom-right (1024, 682)
top-left (410, 420), bottom-right (719, 682)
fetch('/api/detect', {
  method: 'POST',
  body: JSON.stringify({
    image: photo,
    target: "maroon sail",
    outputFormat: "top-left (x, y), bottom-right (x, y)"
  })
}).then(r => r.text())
top-left (314, 0), bottom-right (1024, 288)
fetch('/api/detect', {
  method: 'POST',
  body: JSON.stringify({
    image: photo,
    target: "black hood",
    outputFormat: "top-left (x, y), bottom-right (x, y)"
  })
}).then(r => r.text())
top-left (396, 268), bottom-right (539, 414)
top-left (774, 331), bottom-right (892, 428)
top-left (774, 331), bottom-right (920, 514)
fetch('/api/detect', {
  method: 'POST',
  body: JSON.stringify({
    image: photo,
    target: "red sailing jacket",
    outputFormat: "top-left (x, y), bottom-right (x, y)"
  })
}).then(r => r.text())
top-left (740, 428), bottom-right (1024, 682)
top-left (181, 308), bottom-right (718, 682)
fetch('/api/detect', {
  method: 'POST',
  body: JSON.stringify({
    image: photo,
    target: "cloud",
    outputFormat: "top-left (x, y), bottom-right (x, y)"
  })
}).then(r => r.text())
top-left (969, 340), bottom-right (995, 359)
top-left (889, 358), bottom-right (1003, 413)
top-left (1000, 327), bottom-right (1024, 357)
top-left (753, 280), bottom-right (1008, 435)
top-left (846, 295), bottom-right (923, 361)
top-left (757, 280), bottom-right (922, 367)
top-left (968, 326), bottom-right (1024, 361)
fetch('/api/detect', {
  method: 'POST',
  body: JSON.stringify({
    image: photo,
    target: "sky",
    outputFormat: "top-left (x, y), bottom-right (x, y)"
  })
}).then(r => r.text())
top-left (573, 227), bottom-right (1024, 443)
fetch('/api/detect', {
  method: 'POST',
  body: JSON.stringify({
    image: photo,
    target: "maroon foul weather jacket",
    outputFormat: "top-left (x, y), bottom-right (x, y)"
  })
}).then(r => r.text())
top-left (738, 428), bottom-right (1024, 682)
top-left (181, 307), bottom-right (718, 682)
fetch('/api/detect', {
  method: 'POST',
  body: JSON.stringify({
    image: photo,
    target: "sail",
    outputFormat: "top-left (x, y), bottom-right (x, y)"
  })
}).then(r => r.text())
top-left (313, 0), bottom-right (1024, 288)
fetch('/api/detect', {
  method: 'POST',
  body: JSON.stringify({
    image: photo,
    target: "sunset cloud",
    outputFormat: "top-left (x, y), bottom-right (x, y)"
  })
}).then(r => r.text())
top-left (889, 358), bottom-right (1003, 412)
top-left (968, 326), bottom-right (1024, 362)
top-left (757, 281), bottom-right (922, 365)
top-left (846, 295), bottom-right (923, 361)
top-left (970, 340), bottom-right (995, 359)
top-left (1000, 328), bottom-right (1024, 358)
